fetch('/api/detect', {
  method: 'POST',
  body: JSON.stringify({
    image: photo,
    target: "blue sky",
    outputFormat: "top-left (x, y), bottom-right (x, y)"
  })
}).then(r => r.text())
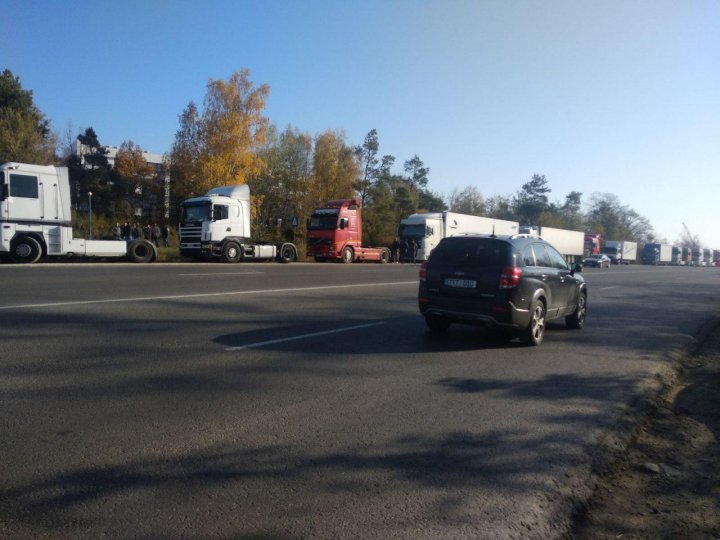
top-left (4, 0), bottom-right (719, 247)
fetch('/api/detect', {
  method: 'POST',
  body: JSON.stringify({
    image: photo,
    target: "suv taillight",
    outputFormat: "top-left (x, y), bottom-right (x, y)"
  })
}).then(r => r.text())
top-left (419, 261), bottom-right (428, 281)
top-left (499, 266), bottom-right (522, 288)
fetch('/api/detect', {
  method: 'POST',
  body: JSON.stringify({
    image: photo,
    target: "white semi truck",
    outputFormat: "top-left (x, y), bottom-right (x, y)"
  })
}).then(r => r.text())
top-left (520, 225), bottom-right (585, 262)
top-left (601, 240), bottom-right (638, 264)
top-left (397, 211), bottom-right (519, 262)
top-left (0, 162), bottom-right (156, 264)
top-left (179, 185), bottom-right (297, 263)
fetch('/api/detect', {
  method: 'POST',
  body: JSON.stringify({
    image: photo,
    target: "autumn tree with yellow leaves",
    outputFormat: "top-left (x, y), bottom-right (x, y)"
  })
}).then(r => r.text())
top-left (170, 69), bottom-right (269, 200)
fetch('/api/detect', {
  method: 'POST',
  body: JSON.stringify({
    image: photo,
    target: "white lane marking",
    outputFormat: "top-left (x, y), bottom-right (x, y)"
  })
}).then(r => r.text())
top-left (179, 271), bottom-right (264, 276)
top-left (600, 286), bottom-right (620, 290)
top-left (225, 321), bottom-right (386, 351)
top-left (0, 281), bottom-right (418, 310)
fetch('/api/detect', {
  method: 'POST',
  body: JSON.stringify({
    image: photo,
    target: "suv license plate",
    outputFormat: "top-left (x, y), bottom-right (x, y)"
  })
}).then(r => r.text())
top-left (444, 278), bottom-right (476, 289)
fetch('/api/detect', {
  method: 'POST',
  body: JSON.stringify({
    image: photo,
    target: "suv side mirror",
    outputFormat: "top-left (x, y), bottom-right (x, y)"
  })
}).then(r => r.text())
top-left (573, 263), bottom-right (583, 273)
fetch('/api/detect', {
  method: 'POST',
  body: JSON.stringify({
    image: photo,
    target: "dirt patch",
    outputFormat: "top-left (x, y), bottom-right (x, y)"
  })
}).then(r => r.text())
top-left (572, 325), bottom-right (720, 539)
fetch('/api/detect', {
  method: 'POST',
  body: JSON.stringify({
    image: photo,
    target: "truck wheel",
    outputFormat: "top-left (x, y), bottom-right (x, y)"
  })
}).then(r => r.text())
top-left (341, 246), bottom-right (354, 264)
top-left (380, 248), bottom-right (390, 264)
top-left (127, 239), bottom-right (155, 263)
top-left (10, 236), bottom-right (42, 264)
top-left (278, 243), bottom-right (296, 264)
top-left (221, 242), bottom-right (242, 263)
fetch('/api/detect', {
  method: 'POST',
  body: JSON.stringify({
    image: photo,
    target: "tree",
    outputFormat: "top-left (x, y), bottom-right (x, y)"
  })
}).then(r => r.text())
top-left (448, 185), bottom-right (485, 216)
top-left (485, 194), bottom-right (514, 220)
top-left (418, 189), bottom-right (447, 212)
top-left (250, 125), bottom-right (314, 240)
top-left (311, 130), bottom-right (358, 204)
top-left (65, 127), bottom-right (113, 213)
top-left (169, 102), bottom-right (202, 199)
top-left (585, 193), bottom-right (654, 243)
top-left (169, 69), bottom-right (270, 199)
top-left (561, 191), bottom-right (584, 231)
top-left (514, 173), bottom-right (551, 224)
top-left (115, 140), bottom-right (157, 217)
top-left (355, 129), bottom-right (380, 207)
top-left (0, 69), bottom-right (56, 164)
top-left (403, 155), bottom-right (429, 189)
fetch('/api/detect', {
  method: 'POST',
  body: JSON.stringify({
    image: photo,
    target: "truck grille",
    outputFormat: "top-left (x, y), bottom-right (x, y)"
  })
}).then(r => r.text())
top-left (180, 225), bottom-right (202, 244)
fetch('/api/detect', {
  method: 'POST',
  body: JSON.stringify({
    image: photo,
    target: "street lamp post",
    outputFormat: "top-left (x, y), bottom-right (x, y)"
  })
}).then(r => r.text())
top-left (88, 191), bottom-right (93, 240)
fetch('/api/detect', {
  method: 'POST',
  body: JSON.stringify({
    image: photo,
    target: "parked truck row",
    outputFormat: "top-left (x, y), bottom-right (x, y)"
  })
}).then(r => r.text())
top-left (4, 162), bottom-right (719, 267)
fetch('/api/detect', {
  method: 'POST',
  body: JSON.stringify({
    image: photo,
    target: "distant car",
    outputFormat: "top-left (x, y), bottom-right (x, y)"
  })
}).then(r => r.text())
top-left (418, 234), bottom-right (587, 346)
top-left (583, 254), bottom-right (611, 268)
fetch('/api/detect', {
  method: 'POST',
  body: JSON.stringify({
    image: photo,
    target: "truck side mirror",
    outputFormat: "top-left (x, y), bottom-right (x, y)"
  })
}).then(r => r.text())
top-left (339, 218), bottom-right (348, 230)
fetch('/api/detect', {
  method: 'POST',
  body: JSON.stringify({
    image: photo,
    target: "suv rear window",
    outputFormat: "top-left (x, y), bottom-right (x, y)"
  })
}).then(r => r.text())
top-left (430, 237), bottom-right (511, 267)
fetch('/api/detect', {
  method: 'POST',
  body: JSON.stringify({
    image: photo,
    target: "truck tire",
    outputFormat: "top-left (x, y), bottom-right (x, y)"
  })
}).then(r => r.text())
top-left (221, 242), bottom-right (242, 263)
top-left (380, 248), bottom-right (390, 264)
top-left (341, 246), bottom-right (354, 264)
top-left (278, 243), bottom-right (296, 264)
top-left (10, 236), bottom-right (43, 264)
top-left (127, 239), bottom-right (156, 263)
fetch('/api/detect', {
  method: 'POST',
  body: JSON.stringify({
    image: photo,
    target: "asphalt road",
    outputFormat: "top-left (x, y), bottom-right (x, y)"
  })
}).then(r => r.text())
top-left (1, 262), bottom-right (719, 539)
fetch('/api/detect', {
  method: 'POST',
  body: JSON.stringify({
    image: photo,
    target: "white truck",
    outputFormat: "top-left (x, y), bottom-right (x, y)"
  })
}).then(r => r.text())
top-left (601, 240), bottom-right (638, 264)
top-left (397, 211), bottom-right (519, 262)
top-left (179, 185), bottom-right (297, 263)
top-left (520, 225), bottom-right (585, 262)
top-left (641, 243), bottom-right (673, 265)
top-left (1, 162), bottom-right (156, 264)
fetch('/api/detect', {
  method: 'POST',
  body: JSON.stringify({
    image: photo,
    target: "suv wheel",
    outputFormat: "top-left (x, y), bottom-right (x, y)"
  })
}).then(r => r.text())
top-left (565, 291), bottom-right (586, 329)
top-left (425, 314), bottom-right (451, 334)
top-left (520, 299), bottom-right (546, 346)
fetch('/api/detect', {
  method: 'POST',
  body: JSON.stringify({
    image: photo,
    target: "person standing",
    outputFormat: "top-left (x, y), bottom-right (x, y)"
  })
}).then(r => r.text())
top-left (111, 223), bottom-right (122, 240)
top-left (132, 223), bottom-right (142, 240)
top-left (121, 222), bottom-right (131, 241)
top-left (161, 224), bottom-right (170, 247)
top-left (151, 223), bottom-right (161, 247)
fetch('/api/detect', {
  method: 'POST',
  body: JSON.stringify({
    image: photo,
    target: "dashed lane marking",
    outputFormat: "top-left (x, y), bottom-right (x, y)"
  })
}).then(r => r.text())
top-left (225, 322), bottom-right (386, 351)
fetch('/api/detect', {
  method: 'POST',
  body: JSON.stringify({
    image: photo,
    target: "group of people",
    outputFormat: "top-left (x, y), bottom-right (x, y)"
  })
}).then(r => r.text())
top-left (112, 222), bottom-right (171, 247)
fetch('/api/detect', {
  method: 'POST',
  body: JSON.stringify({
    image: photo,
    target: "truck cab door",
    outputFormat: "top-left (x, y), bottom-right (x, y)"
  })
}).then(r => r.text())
top-left (210, 204), bottom-right (230, 241)
top-left (421, 218), bottom-right (443, 260)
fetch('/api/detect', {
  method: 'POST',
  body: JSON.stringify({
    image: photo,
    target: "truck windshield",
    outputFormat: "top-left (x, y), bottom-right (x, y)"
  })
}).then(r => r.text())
top-left (308, 209), bottom-right (339, 230)
top-left (398, 224), bottom-right (426, 238)
top-left (181, 202), bottom-right (212, 226)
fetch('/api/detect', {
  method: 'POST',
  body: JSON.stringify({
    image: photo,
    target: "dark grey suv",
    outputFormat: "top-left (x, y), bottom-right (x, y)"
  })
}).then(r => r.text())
top-left (418, 234), bottom-right (587, 346)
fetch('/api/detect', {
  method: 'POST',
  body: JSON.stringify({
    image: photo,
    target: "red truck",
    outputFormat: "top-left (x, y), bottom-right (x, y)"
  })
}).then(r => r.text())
top-left (306, 198), bottom-right (391, 263)
top-left (584, 233), bottom-right (601, 256)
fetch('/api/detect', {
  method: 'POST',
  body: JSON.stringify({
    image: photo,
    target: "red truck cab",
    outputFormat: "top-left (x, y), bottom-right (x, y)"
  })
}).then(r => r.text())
top-left (306, 198), bottom-right (390, 263)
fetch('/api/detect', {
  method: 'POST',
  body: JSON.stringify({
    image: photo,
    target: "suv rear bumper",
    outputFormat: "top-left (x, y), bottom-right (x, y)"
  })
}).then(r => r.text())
top-left (419, 299), bottom-right (530, 329)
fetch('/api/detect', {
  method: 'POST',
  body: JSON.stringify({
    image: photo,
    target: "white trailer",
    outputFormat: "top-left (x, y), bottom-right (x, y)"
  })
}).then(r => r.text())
top-left (397, 212), bottom-right (519, 262)
top-left (179, 185), bottom-right (297, 263)
top-left (521, 225), bottom-right (584, 262)
top-left (0, 162), bottom-right (156, 264)
top-left (602, 240), bottom-right (637, 264)
top-left (641, 243), bottom-right (673, 265)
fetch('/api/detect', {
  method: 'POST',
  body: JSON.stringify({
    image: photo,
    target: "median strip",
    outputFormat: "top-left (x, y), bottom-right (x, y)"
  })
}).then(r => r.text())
top-left (225, 321), bottom-right (386, 351)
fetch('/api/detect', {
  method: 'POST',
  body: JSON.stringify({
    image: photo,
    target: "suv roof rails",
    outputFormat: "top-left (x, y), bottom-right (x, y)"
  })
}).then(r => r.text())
top-left (510, 233), bottom-right (542, 240)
